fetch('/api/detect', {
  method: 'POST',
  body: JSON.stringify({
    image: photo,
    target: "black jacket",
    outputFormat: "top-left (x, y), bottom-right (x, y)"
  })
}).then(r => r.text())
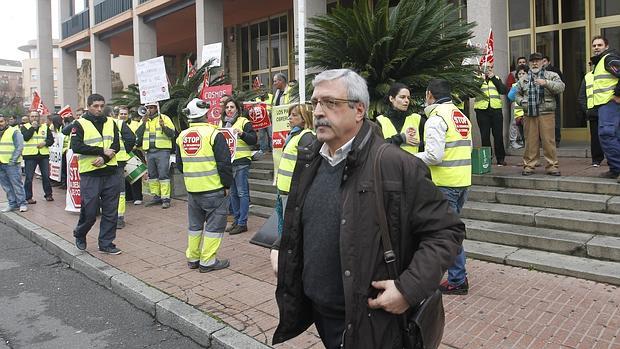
top-left (70, 113), bottom-right (121, 177)
top-left (272, 120), bottom-right (464, 348)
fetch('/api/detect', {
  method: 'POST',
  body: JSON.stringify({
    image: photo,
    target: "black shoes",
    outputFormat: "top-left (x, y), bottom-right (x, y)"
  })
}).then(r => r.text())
top-left (600, 171), bottom-right (620, 179)
top-left (225, 223), bottom-right (237, 232)
top-left (75, 237), bottom-right (86, 251)
top-left (229, 225), bottom-right (248, 235)
top-left (99, 245), bottom-right (122, 255)
top-left (440, 278), bottom-right (469, 295)
top-left (187, 261), bottom-right (200, 269)
top-left (199, 259), bottom-right (230, 273)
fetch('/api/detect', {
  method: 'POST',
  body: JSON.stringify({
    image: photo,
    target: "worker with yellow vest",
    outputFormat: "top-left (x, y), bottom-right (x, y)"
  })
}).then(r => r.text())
top-left (20, 111), bottom-right (54, 204)
top-left (415, 79), bottom-right (472, 295)
top-left (222, 99), bottom-right (257, 235)
top-left (125, 112), bottom-right (144, 205)
top-left (275, 104), bottom-right (316, 235)
top-left (577, 63), bottom-right (605, 167)
top-left (112, 106), bottom-right (136, 229)
top-left (474, 62), bottom-right (508, 166)
top-left (176, 98), bottom-right (233, 272)
top-left (136, 101), bottom-right (176, 208)
top-left (70, 94), bottom-right (122, 255)
top-left (376, 83), bottom-right (424, 154)
top-left (589, 35), bottom-right (620, 179)
top-left (0, 114), bottom-right (28, 212)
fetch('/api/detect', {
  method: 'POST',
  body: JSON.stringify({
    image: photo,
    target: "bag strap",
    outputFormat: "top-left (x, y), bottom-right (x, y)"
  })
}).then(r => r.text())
top-left (373, 143), bottom-right (398, 278)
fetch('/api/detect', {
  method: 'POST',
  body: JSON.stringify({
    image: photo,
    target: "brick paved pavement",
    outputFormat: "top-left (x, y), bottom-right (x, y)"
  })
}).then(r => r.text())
top-left (10, 159), bottom-right (620, 348)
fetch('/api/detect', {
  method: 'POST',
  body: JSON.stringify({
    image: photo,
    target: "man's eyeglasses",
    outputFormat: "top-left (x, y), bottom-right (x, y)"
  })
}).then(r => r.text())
top-left (308, 97), bottom-right (359, 110)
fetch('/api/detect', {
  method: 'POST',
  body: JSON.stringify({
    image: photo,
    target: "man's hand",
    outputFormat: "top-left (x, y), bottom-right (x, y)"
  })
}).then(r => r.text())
top-left (32, 121), bottom-right (39, 128)
top-left (232, 128), bottom-right (243, 136)
top-left (103, 149), bottom-right (116, 159)
top-left (159, 117), bottom-right (165, 127)
top-left (367, 280), bottom-right (410, 315)
top-left (270, 249), bottom-right (279, 278)
top-left (142, 114), bottom-right (149, 123)
top-left (404, 128), bottom-right (419, 146)
top-left (613, 95), bottom-right (620, 104)
top-left (36, 142), bottom-right (45, 149)
top-left (535, 78), bottom-right (547, 86)
top-left (92, 156), bottom-right (105, 167)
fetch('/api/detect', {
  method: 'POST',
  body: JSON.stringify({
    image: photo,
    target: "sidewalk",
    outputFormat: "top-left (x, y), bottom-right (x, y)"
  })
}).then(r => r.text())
top-left (7, 162), bottom-right (620, 349)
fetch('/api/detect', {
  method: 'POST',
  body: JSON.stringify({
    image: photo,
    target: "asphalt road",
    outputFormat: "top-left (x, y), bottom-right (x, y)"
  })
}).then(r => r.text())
top-left (0, 222), bottom-right (204, 349)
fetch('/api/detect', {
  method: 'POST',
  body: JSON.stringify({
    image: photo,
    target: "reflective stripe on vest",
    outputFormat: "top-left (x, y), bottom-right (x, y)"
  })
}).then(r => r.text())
top-left (0, 127), bottom-right (20, 163)
top-left (474, 81), bottom-right (502, 109)
top-left (115, 119), bottom-right (131, 162)
top-left (233, 117), bottom-right (252, 161)
top-left (376, 114), bottom-right (421, 154)
top-left (513, 102), bottom-right (524, 118)
top-left (277, 129), bottom-right (314, 192)
top-left (585, 72), bottom-right (595, 110)
top-left (593, 53), bottom-right (619, 106)
top-left (142, 115), bottom-right (174, 150)
top-left (176, 123), bottom-right (223, 193)
top-left (76, 117), bottom-right (118, 173)
top-left (427, 104), bottom-right (472, 187)
top-left (22, 125), bottom-right (49, 156)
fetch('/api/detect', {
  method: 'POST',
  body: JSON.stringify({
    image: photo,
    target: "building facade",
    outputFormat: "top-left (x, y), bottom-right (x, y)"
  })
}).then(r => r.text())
top-left (19, 40), bottom-right (61, 109)
top-left (47, 0), bottom-right (620, 141)
top-left (0, 59), bottom-right (23, 108)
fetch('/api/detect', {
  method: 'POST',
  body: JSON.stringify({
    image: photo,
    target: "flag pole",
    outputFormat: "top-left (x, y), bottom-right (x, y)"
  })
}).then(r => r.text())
top-left (298, 0), bottom-right (306, 103)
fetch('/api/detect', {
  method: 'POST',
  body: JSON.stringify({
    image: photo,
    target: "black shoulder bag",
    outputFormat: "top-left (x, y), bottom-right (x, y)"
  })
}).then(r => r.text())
top-left (373, 143), bottom-right (445, 349)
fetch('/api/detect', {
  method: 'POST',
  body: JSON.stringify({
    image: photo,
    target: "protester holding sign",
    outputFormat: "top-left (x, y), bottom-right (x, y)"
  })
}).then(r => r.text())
top-left (222, 99), bottom-right (257, 235)
top-left (112, 106), bottom-right (137, 229)
top-left (21, 111), bottom-right (54, 204)
top-left (136, 102), bottom-right (176, 209)
top-left (176, 98), bottom-right (232, 272)
top-left (71, 94), bottom-right (122, 255)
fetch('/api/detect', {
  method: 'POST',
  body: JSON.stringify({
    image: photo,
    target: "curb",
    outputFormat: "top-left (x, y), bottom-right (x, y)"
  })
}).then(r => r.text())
top-left (0, 211), bottom-right (272, 349)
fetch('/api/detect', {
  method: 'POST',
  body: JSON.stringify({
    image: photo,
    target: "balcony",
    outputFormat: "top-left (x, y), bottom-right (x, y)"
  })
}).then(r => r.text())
top-left (94, 0), bottom-right (133, 24)
top-left (61, 10), bottom-right (90, 39)
top-left (139, 0), bottom-right (151, 3)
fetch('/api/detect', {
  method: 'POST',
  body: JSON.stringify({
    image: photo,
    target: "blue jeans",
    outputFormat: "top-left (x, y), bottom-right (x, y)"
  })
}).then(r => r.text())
top-left (438, 186), bottom-right (469, 286)
top-left (24, 157), bottom-right (53, 200)
top-left (0, 163), bottom-right (27, 208)
top-left (258, 126), bottom-right (272, 152)
top-left (230, 164), bottom-right (250, 226)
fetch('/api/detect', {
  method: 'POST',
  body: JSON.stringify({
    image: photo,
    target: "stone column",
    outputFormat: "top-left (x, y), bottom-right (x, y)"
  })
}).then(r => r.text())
top-left (59, 0), bottom-right (78, 108)
top-left (292, 0), bottom-right (326, 79)
top-left (196, 0), bottom-right (224, 70)
top-left (132, 0), bottom-right (157, 64)
top-left (37, 0), bottom-right (55, 109)
top-left (89, 0), bottom-right (112, 101)
top-left (467, 0), bottom-right (509, 148)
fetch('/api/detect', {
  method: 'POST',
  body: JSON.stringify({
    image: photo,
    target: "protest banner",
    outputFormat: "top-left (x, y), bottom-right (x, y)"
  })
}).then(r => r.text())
top-left (65, 150), bottom-right (81, 212)
top-left (218, 128), bottom-right (237, 162)
top-left (200, 84), bottom-right (233, 126)
top-left (58, 105), bottom-right (73, 119)
top-left (135, 56), bottom-right (170, 104)
top-left (243, 102), bottom-right (271, 130)
top-left (270, 104), bottom-right (291, 183)
top-left (48, 132), bottom-right (64, 182)
top-left (30, 91), bottom-right (51, 116)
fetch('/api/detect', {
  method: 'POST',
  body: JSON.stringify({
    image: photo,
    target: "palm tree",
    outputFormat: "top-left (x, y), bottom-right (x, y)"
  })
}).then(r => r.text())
top-left (306, 0), bottom-right (481, 116)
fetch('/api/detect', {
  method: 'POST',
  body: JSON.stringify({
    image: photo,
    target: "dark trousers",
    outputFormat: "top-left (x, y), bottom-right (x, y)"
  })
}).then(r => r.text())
top-left (475, 108), bottom-right (506, 162)
top-left (555, 95), bottom-right (562, 144)
top-left (313, 306), bottom-right (345, 349)
top-left (60, 151), bottom-right (68, 185)
top-left (589, 119), bottom-right (605, 164)
top-left (73, 170), bottom-right (121, 248)
top-left (24, 157), bottom-right (53, 200)
top-left (125, 178), bottom-right (143, 201)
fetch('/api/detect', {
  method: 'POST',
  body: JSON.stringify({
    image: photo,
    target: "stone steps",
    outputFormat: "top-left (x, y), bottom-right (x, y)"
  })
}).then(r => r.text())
top-left (472, 173), bottom-right (620, 196)
top-left (249, 179), bottom-right (277, 194)
top-left (248, 169), bottom-right (273, 181)
top-left (250, 191), bottom-right (277, 208)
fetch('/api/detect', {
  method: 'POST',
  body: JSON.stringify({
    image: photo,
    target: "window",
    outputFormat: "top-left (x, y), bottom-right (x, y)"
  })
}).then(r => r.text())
top-left (536, 0), bottom-right (558, 26)
top-left (562, 27), bottom-right (586, 127)
top-left (30, 68), bottom-right (39, 81)
top-left (53, 68), bottom-right (58, 81)
top-left (561, 0), bottom-right (584, 22)
top-left (30, 87), bottom-right (37, 97)
top-left (509, 35), bottom-right (531, 71)
top-left (596, 0), bottom-right (620, 17)
top-left (509, 0), bottom-right (530, 30)
top-left (535, 31), bottom-right (559, 65)
top-left (602, 27), bottom-right (620, 52)
top-left (240, 14), bottom-right (289, 90)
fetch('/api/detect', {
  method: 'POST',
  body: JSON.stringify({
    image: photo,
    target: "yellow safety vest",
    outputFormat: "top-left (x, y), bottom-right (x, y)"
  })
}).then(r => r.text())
top-left (22, 124), bottom-right (50, 156)
top-left (255, 93), bottom-right (274, 113)
top-left (474, 80), bottom-right (502, 109)
top-left (177, 123), bottom-right (223, 193)
top-left (128, 120), bottom-right (142, 134)
top-left (585, 71), bottom-right (595, 110)
top-left (376, 114), bottom-right (421, 154)
top-left (76, 117), bottom-right (118, 173)
top-left (277, 129), bottom-right (314, 193)
top-left (115, 119), bottom-right (131, 162)
top-left (142, 114), bottom-right (175, 150)
top-left (0, 126), bottom-right (21, 164)
top-left (272, 89), bottom-right (290, 107)
top-left (513, 102), bottom-right (524, 118)
top-left (427, 103), bottom-right (472, 187)
top-left (232, 117), bottom-right (253, 161)
top-left (592, 53), bottom-right (619, 107)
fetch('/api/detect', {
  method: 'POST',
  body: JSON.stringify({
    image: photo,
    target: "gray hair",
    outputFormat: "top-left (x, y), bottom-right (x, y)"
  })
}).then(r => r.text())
top-left (274, 72), bottom-right (288, 84)
top-left (312, 69), bottom-right (369, 115)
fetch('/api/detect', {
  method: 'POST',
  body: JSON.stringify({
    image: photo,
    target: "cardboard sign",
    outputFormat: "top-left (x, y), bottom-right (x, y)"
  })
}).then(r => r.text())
top-left (182, 130), bottom-right (203, 156)
top-left (218, 128), bottom-right (237, 162)
top-left (243, 102), bottom-right (271, 130)
top-left (271, 104), bottom-right (292, 183)
top-left (49, 132), bottom-right (64, 182)
top-left (200, 84), bottom-right (233, 126)
top-left (65, 150), bottom-right (81, 212)
top-left (201, 42), bottom-right (222, 67)
top-left (451, 109), bottom-right (471, 138)
top-left (136, 56), bottom-right (170, 104)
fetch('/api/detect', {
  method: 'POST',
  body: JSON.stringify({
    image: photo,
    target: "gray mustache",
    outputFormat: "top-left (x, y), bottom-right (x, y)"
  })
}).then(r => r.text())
top-left (314, 119), bottom-right (331, 129)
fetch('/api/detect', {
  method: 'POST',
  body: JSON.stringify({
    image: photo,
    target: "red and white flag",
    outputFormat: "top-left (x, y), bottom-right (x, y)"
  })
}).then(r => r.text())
top-left (479, 29), bottom-right (494, 66)
top-left (198, 70), bottom-right (211, 100)
top-left (252, 76), bottom-right (261, 90)
top-left (30, 91), bottom-right (51, 116)
top-left (187, 59), bottom-right (196, 78)
top-left (58, 105), bottom-right (73, 119)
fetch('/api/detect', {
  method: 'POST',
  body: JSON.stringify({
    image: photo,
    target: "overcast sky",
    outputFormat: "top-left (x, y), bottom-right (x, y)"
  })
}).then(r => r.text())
top-left (0, 0), bottom-right (60, 61)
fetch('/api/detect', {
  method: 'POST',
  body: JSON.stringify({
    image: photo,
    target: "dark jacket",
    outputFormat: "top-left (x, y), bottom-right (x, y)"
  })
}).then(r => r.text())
top-left (272, 120), bottom-right (464, 348)
top-left (587, 48), bottom-right (620, 117)
top-left (20, 123), bottom-right (54, 159)
top-left (70, 112), bottom-right (120, 177)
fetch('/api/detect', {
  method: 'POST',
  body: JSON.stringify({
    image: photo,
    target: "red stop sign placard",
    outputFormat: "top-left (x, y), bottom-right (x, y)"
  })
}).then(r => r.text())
top-left (182, 130), bottom-right (202, 156)
top-left (218, 128), bottom-right (237, 161)
top-left (451, 110), bottom-right (470, 138)
top-left (69, 154), bottom-right (81, 208)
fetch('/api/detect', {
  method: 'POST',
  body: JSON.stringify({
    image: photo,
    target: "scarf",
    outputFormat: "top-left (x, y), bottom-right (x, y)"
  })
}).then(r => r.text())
top-left (385, 106), bottom-right (410, 132)
top-left (527, 69), bottom-right (545, 117)
top-left (284, 126), bottom-right (302, 147)
top-left (224, 112), bottom-right (238, 128)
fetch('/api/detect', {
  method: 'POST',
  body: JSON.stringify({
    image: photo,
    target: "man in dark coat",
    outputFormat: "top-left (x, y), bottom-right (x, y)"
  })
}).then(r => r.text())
top-left (269, 69), bottom-right (464, 349)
